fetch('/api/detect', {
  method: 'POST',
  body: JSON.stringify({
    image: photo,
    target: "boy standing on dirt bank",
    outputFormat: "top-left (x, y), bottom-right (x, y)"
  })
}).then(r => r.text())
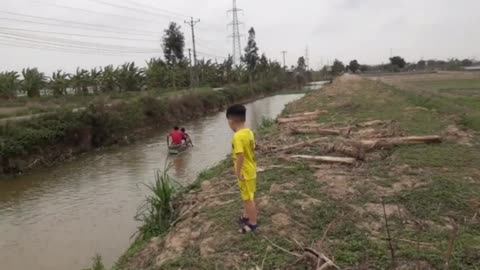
top-left (226, 104), bottom-right (258, 233)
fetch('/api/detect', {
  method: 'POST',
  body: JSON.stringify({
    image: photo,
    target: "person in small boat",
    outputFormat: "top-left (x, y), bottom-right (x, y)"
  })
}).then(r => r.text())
top-left (181, 128), bottom-right (193, 146)
top-left (167, 126), bottom-right (184, 147)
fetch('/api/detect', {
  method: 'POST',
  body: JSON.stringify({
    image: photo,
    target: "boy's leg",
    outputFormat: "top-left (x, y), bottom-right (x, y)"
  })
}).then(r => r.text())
top-left (243, 200), bottom-right (257, 225)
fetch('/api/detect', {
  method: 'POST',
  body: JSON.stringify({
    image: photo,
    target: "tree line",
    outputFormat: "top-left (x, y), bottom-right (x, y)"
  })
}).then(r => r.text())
top-left (324, 56), bottom-right (478, 76)
top-left (0, 23), bottom-right (285, 99)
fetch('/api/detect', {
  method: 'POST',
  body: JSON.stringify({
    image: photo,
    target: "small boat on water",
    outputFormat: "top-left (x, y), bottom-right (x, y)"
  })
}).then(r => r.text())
top-left (168, 143), bottom-right (190, 155)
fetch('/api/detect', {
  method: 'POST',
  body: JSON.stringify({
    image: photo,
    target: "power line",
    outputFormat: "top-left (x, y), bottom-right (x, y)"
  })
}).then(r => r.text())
top-left (0, 31), bottom-right (161, 51)
top-left (121, 0), bottom-right (190, 19)
top-left (32, 0), bottom-right (174, 25)
top-left (0, 40), bottom-right (157, 56)
top-left (0, 10), bottom-right (160, 36)
top-left (88, 0), bottom-right (186, 21)
top-left (197, 51), bottom-right (227, 60)
top-left (0, 34), bottom-right (161, 54)
top-left (0, 25), bottom-right (160, 42)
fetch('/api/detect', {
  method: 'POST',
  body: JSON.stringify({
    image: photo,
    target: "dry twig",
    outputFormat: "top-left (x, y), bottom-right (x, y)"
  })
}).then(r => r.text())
top-left (382, 197), bottom-right (396, 268)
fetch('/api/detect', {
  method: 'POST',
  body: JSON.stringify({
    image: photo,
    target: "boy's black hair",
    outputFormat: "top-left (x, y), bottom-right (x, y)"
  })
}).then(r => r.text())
top-left (174, 126), bottom-right (179, 130)
top-left (181, 128), bottom-right (186, 132)
top-left (226, 104), bottom-right (246, 122)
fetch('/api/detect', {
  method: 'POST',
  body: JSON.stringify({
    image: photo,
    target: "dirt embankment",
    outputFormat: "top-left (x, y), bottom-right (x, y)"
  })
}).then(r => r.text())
top-left (117, 75), bottom-right (480, 270)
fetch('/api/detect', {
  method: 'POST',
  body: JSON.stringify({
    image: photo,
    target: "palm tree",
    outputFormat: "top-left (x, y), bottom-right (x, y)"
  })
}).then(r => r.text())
top-left (116, 62), bottom-right (144, 92)
top-left (0, 71), bottom-right (20, 99)
top-left (22, 68), bottom-right (47, 97)
top-left (70, 68), bottom-right (90, 95)
top-left (99, 65), bottom-right (117, 93)
top-left (49, 70), bottom-right (70, 97)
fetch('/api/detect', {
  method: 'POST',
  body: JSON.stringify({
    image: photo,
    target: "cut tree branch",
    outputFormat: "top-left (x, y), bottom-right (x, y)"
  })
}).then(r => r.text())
top-left (360, 135), bottom-right (442, 150)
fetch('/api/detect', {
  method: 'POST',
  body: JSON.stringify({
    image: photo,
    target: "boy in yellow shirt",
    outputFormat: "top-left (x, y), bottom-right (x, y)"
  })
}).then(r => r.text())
top-left (226, 104), bottom-right (258, 233)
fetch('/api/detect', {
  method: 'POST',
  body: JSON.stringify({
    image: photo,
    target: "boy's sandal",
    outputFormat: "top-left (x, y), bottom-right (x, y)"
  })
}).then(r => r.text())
top-left (240, 223), bottom-right (258, 234)
top-left (238, 216), bottom-right (249, 225)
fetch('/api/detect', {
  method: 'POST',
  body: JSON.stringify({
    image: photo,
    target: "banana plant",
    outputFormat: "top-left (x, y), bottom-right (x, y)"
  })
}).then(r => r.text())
top-left (116, 62), bottom-right (144, 92)
top-left (0, 71), bottom-right (20, 99)
top-left (49, 70), bottom-right (70, 97)
top-left (99, 65), bottom-right (117, 93)
top-left (70, 68), bottom-right (90, 95)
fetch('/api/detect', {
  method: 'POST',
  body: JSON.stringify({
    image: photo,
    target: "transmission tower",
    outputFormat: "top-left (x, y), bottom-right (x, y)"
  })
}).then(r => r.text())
top-left (228, 0), bottom-right (243, 65)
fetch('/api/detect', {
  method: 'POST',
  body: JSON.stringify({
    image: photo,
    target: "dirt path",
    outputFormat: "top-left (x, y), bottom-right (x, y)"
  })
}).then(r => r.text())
top-left (115, 75), bottom-right (480, 270)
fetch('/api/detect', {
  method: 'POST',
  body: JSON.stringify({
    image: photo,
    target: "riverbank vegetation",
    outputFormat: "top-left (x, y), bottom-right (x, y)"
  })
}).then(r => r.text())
top-left (113, 74), bottom-right (479, 269)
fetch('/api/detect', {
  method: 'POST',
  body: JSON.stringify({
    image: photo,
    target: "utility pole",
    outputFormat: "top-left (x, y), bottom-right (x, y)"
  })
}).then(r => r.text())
top-left (228, 0), bottom-right (243, 65)
top-left (305, 46), bottom-right (310, 70)
top-left (188, 48), bottom-right (194, 89)
top-left (185, 17), bottom-right (200, 87)
top-left (281, 50), bottom-right (287, 69)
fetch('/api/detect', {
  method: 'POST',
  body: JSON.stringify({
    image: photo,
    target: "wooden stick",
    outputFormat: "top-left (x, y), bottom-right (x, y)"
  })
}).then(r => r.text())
top-left (304, 248), bottom-right (340, 270)
top-left (170, 202), bottom-right (200, 226)
top-left (291, 155), bottom-right (356, 165)
top-left (380, 238), bottom-right (435, 247)
top-left (263, 236), bottom-right (302, 257)
top-left (202, 191), bottom-right (238, 200)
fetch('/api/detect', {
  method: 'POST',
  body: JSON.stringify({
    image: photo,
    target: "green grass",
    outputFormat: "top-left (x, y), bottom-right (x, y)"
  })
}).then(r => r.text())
top-left (135, 168), bottom-right (180, 240)
top-left (83, 255), bottom-right (106, 270)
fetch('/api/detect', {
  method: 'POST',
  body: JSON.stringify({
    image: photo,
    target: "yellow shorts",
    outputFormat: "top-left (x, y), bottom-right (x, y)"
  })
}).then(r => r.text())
top-left (238, 178), bottom-right (256, 201)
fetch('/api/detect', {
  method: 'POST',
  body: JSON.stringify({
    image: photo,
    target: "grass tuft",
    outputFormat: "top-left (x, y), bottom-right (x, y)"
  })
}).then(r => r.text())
top-left (135, 166), bottom-right (180, 240)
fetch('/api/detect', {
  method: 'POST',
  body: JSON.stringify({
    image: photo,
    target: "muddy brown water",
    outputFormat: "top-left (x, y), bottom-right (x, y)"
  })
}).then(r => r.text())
top-left (0, 94), bottom-right (304, 270)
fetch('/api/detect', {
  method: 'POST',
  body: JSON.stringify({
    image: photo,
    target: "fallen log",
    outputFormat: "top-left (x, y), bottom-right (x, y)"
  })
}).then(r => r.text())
top-left (277, 111), bottom-right (327, 124)
top-left (291, 155), bottom-right (356, 165)
top-left (290, 127), bottom-right (341, 136)
top-left (284, 110), bottom-right (322, 118)
top-left (361, 135), bottom-right (442, 150)
top-left (356, 120), bottom-right (388, 128)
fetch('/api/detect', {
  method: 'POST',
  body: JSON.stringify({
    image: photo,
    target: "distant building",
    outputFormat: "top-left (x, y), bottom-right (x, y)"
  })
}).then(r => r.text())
top-left (464, 66), bottom-right (480, 71)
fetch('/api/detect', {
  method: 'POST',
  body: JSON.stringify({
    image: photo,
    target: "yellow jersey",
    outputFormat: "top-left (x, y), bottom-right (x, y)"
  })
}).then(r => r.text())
top-left (232, 128), bottom-right (257, 180)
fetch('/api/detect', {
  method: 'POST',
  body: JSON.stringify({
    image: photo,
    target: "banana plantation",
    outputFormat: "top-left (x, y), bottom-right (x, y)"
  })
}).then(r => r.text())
top-left (0, 55), bottom-right (285, 99)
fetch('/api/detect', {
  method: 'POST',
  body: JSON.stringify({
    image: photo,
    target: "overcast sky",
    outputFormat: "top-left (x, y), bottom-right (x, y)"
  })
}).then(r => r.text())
top-left (1, 0), bottom-right (479, 73)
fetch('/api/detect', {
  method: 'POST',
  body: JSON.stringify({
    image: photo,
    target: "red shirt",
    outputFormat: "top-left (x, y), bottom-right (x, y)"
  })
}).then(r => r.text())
top-left (170, 130), bottom-right (184, 145)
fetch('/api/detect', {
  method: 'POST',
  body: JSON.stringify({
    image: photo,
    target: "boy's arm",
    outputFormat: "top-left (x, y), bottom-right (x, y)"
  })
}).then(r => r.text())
top-left (166, 135), bottom-right (170, 145)
top-left (235, 153), bottom-right (245, 180)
